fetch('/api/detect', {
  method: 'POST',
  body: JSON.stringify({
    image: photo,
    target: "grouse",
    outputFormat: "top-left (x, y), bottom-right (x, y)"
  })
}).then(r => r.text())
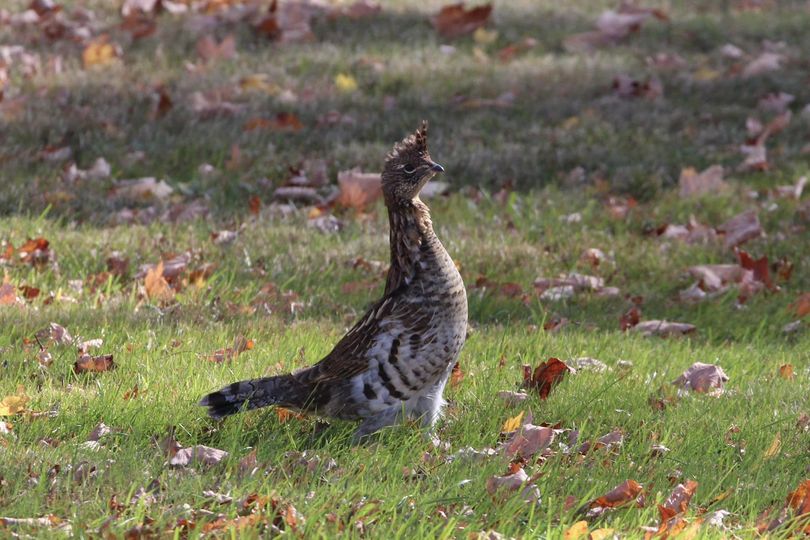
top-left (200, 121), bottom-right (468, 440)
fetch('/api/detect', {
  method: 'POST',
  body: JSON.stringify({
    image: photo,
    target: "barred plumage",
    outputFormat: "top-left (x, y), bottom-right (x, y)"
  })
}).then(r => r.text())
top-left (200, 121), bottom-right (468, 440)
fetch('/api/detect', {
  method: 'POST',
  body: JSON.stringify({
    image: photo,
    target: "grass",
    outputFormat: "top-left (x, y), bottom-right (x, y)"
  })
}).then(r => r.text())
top-left (1, 0), bottom-right (809, 537)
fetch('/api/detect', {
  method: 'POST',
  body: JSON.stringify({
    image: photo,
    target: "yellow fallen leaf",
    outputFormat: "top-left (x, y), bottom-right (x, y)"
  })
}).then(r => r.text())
top-left (83, 35), bottom-right (118, 68)
top-left (692, 66), bottom-right (720, 81)
top-left (335, 73), bottom-right (358, 93)
top-left (561, 116), bottom-right (580, 130)
top-left (473, 27), bottom-right (498, 45)
top-left (563, 520), bottom-right (588, 540)
top-left (0, 386), bottom-right (29, 416)
top-left (763, 432), bottom-right (781, 459)
top-left (239, 74), bottom-right (279, 95)
top-left (501, 411), bottom-right (524, 433)
top-left (589, 528), bottom-right (614, 540)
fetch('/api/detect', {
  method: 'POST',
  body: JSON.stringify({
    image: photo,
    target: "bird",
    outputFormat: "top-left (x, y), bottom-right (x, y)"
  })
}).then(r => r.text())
top-left (199, 121), bottom-right (468, 440)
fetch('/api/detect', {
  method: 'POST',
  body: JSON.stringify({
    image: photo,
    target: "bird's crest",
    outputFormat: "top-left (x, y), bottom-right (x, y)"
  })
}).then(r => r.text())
top-left (387, 120), bottom-right (428, 161)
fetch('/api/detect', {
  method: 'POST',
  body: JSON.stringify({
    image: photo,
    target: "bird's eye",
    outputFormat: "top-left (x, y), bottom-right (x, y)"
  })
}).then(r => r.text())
top-left (403, 164), bottom-right (416, 174)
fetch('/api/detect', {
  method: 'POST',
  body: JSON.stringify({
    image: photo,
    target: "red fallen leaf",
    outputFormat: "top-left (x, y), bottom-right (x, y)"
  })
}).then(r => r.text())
top-left (587, 479), bottom-right (643, 511)
top-left (787, 479), bottom-right (810, 515)
top-left (248, 195), bottom-right (262, 215)
top-left (196, 34), bottom-right (236, 62)
top-left (673, 362), bottom-right (728, 393)
top-left (74, 353), bottom-right (115, 373)
top-left (523, 358), bottom-right (572, 400)
top-left (17, 237), bottom-right (51, 267)
top-left (119, 12), bottom-right (157, 40)
top-left (620, 306), bottom-right (641, 331)
top-left (18, 285), bottom-right (40, 300)
top-left (736, 249), bottom-right (774, 290)
top-left (123, 384), bottom-right (141, 400)
top-left (497, 37), bottom-right (537, 62)
top-left (450, 361), bottom-right (464, 387)
top-left (431, 2), bottom-right (493, 38)
top-left (788, 292), bottom-right (810, 318)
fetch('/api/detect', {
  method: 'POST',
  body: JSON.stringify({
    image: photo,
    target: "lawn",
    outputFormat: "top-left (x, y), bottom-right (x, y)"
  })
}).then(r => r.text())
top-left (1, 0), bottom-right (809, 538)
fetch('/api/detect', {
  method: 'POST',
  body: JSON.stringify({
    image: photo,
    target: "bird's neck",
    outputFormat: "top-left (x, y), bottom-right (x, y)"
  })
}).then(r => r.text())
top-left (384, 197), bottom-right (434, 295)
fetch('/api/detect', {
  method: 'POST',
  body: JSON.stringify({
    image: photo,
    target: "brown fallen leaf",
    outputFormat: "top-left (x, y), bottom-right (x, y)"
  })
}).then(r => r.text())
top-left (716, 210), bottom-right (762, 250)
top-left (203, 335), bottom-right (254, 363)
top-left (144, 261), bottom-right (174, 303)
top-left (564, 5), bottom-right (668, 52)
top-left (502, 424), bottom-right (555, 459)
top-left (673, 362), bottom-right (728, 393)
top-left (431, 3), bottom-right (493, 39)
top-left (523, 358), bottom-right (573, 400)
top-left (169, 445), bottom-right (229, 467)
top-left (585, 479), bottom-right (643, 517)
top-left (678, 165), bottom-right (727, 198)
top-left (450, 361), bottom-right (464, 387)
top-left (243, 112), bottom-right (303, 132)
top-left (612, 74), bottom-right (663, 100)
top-left (196, 34), bottom-right (236, 62)
top-left (17, 237), bottom-right (52, 268)
top-left (336, 168), bottom-right (382, 211)
top-left (0, 283), bottom-right (24, 307)
top-left (788, 292), bottom-right (810, 318)
top-left (74, 354), bottom-right (115, 374)
top-left (485, 467), bottom-right (541, 504)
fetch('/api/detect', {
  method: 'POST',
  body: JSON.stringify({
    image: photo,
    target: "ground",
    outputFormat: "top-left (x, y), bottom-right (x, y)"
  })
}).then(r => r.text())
top-left (0, 0), bottom-right (809, 538)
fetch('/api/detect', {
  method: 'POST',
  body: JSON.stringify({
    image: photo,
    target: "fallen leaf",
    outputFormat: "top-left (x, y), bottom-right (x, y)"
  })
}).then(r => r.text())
top-left (632, 320), bottom-right (696, 337)
top-left (589, 529), bottom-right (615, 540)
top-left (497, 391), bottom-right (528, 406)
top-left (673, 362), bottom-right (728, 393)
top-left (788, 292), bottom-right (810, 317)
top-left (196, 34), bottom-right (236, 62)
top-left (523, 358), bottom-right (573, 399)
top-left (169, 445), bottom-right (229, 467)
top-left (485, 467), bottom-right (541, 504)
top-left (503, 424), bottom-right (555, 459)
top-left (336, 168), bottom-right (382, 211)
top-left (612, 74), bottom-right (663, 100)
top-left (742, 51), bottom-right (783, 77)
top-left (763, 432), bottom-right (781, 459)
top-left (145, 261), bottom-right (174, 303)
top-left (334, 73), bottom-right (358, 93)
top-left (82, 35), bottom-right (119, 68)
top-left (586, 479), bottom-right (643, 516)
top-left (0, 283), bottom-right (24, 307)
top-left (501, 411), bottom-right (524, 433)
top-left (717, 210), bottom-right (763, 249)
top-left (564, 6), bottom-right (668, 52)
top-left (620, 306), bottom-right (641, 331)
top-left (450, 361), bottom-right (464, 387)
top-left (431, 3), bottom-right (493, 38)
top-left (111, 177), bottom-right (173, 201)
top-left (204, 335), bottom-right (254, 363)
top-left (0, 386), bottom-right (29, 416)
top-left (563, 520), bottom-right (588, 540)
top-left (678, 165), bottom-right (727, 198)
top-left (74, 354), bottom-right (115, 374)
top-left (663, 480), bottom-right (698, 514)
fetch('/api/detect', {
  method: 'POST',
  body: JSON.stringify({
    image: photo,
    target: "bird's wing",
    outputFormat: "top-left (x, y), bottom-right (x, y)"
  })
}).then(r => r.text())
top-left (301, 288), bottom-right (422, 383)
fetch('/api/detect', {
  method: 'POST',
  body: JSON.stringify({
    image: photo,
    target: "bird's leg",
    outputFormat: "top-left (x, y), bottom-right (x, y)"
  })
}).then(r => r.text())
top-left (352, 405), bottom-right (404, 443)
top-left (408, 371), bottom-right (451, 429)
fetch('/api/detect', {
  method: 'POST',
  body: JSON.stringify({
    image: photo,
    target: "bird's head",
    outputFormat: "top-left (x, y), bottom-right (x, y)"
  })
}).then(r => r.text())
top-left (382, 121), bottom-right (444, 203)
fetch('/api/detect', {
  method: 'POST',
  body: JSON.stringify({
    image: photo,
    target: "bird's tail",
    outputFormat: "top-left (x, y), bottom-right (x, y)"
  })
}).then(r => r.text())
top-left (199, 374), bottom-right (311, 419)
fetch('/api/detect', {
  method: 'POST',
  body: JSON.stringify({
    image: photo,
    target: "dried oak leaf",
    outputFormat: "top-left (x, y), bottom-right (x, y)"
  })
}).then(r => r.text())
top-left (673, 362), bottom-right (728, 393)
top-left (336, 168), bottom-right (382, 211)
top-left (144, 261), bottom-right (174, 303)
top-left (431, 3), bottom-right (493, 39)
top-left (523, 357), bottom-right (573, 399)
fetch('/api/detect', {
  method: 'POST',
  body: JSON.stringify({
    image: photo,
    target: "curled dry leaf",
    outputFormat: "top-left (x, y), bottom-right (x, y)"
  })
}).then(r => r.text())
top-left (523, 358), bottom-right (573, 400)
top-left (37, 322), bottom-right (73, 345)
top-left (673, 362), bottom-right (728, 393)
top-left (431, 2), bottom-right (493, 39)
top-left (632, 320), bottom-right (696, 337)
top-left (74, 354), bottom-right (115, 374)
top-left (87, 422), bottom-right (112, 443)
top-left (169, 445), bottom-right (229, 467)
top-left (564, 5), bottom-right (667, 52)
top-left (585, 479), bottom-right (643, 517)
top-left (196, 34), bottom-right (236, 62)
top-left (211, 230), bottom-right (238, 245)
top-left (663, 480), bottom-right (698, 514)
top-left (111, 177), bottom-right (173, 201)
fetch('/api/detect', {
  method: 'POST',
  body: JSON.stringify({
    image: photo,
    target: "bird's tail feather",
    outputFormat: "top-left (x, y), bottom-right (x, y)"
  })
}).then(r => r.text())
top-left (199, 374), bottom-right (310, 419)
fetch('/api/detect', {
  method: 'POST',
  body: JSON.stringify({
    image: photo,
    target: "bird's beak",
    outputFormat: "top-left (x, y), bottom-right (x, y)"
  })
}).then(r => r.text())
top-left (429, 162), bottom-right (444, 173)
